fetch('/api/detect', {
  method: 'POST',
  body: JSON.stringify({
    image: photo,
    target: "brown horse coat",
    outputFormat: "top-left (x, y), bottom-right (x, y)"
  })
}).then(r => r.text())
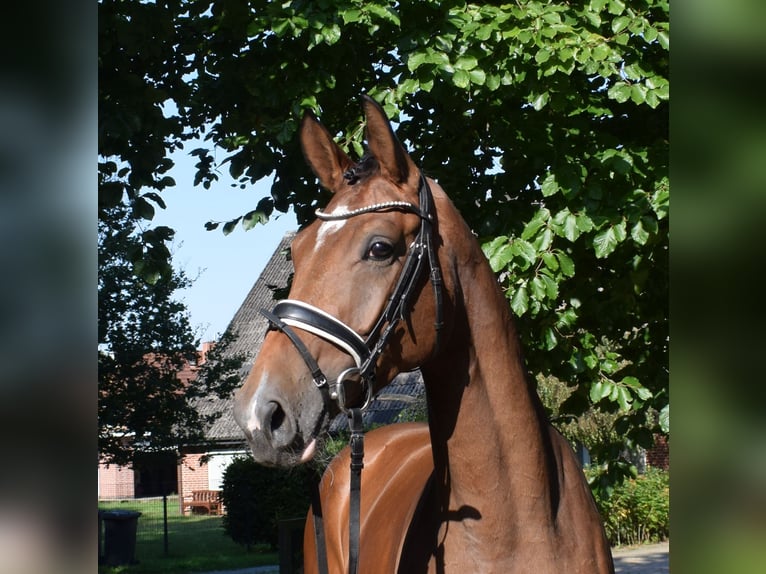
top-left (234, 96), bottom-right (614, 573)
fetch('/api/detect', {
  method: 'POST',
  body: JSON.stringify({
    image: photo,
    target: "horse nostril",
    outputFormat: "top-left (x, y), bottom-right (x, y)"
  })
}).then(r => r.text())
top-left (256, 400), bottom-right (287, 439)
top-left (270, 402), bottom-right (286, 434)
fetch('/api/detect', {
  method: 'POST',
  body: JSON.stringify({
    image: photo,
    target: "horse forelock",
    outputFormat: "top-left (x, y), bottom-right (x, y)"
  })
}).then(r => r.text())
top-left (342, 153), bottom-right (378, 185)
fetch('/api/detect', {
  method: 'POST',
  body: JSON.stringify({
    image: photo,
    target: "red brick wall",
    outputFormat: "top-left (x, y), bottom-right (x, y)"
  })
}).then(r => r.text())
top-left (98, 462), bottom-right (135, 499)
top-left (646, 434), bottom-right (669, 470)
top-left (178, 453), bottom-right (210, 514)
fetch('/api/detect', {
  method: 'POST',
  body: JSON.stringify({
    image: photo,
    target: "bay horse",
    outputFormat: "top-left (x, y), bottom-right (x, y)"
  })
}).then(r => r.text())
top-left (234, 95), bottom-right (614, 573)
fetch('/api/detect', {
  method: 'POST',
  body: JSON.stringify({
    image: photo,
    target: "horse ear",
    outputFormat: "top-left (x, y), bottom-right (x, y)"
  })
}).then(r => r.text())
top-left (362, 95), bottom-right (418, 187)
top-left (300, 110), bottom-right (354, 192)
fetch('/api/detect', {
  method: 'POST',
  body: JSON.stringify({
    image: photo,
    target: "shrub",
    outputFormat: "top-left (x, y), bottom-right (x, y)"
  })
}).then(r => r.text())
top-left (589, 467), bottom-right (669, 546)
top-left (220, 456), bottom-right (314, 550)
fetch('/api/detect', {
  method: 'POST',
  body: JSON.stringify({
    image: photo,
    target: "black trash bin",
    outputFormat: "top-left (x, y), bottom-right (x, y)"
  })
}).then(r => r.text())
top-left (101, 509), bottom-right (142, 566)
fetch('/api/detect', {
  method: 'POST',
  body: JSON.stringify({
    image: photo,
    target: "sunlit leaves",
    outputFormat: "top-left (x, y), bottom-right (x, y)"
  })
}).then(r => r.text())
top-left (593, 221), bottom-right (627, 258)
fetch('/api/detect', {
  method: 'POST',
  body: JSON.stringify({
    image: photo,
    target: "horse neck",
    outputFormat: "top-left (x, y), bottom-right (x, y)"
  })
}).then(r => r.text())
top-left (420, 198), bottom-right (558, 534)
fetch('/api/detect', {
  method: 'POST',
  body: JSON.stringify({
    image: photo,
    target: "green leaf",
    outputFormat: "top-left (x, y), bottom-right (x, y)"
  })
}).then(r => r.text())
top-left (591, 43), bottom-right (610, 61)
top-left (593, 224), bottom-right (625, 258)
top-left (143, 192), bottom-right (167, 210)
top-left (468, 68), bottom-right (486, 85)
top-left (630, 83), bottom-right (648, 105)
top-left (521, 210), bottom-right (549, 240)
top-left (535, 49), bottom-right (552, 64)
top-left (630, 219), bottom-right (650, 245)
top-left (133, 197), bottom-right (155, 221)
top-left (530, 91), bottom-right (550, 111)
top-left (543, 327), bottom-right (558, 350)
top-left (482, 235), bottom-right (508, 259)
top-left (644, 25), bottom-right (658, 43)
top-left (615, 385), bottom-right (632, 411)
top-left (659, 404), bottom-right (670, 433)
top-left (452, 68), bottom-right (470, 89)
top-left (563, 212), bottom-right (579, 242)
top-left (621, 376), bottom-right (652, 401)
top-left (489, 243), bottom-right (514, 272)
top-left (511, 283), bottom-right (529, 316)
top-left (455, 55), bottom-right (478, 71)
top-left (530, 276), bottom-right (546, 301)
top-left (537, 227), bottom-right (554, 252)
top-left (611, 16), bottom-right (630, 35)
top-left (608, 0), bottom-right (626, 15)
top-left (157, 176), bottom-right (176, 189)
top-left (542, 251), bottom-right (559, 271)
top-left (222, 218), bottom-right (241, 236)
top-left (590, 379), bottom-right (613, 403)
top-left (657, 30), bottom-right (669, 50)
top-left (476, 24), bottom-right (494, 41)
top-left (341, 9), bottom-right (363, 24)
top-left (541, 173), bottom-right (559, 197)
top-left (608, 81), bottom-right (632, 103)
top-left (634, 386), bottom-right (653, 401)
top-left (433, 35), bottom-right (453, 52)
top-left (651, 179), bottom-right (670, 219)
top-left (407, 51), bottom-right (427, 72)
top-left (242, 210), bottom-right (268, 231)
top-left (556, 251), bottom-right (575, 277)
top-left (512, 239), bottom-right (537, 265)
top-left (576, 213), bottom-right (594, 232)
top-left (541, 273), bottom-right (559, 299)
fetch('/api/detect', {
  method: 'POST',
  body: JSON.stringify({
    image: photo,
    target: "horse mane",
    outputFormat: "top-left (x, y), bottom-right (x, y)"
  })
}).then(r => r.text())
top-left (343, 153), bottom-right (378, 185)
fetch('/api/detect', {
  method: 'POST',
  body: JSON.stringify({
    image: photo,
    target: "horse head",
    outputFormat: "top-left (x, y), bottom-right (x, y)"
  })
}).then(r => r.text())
top-left (234, 96), bottom-right (446, 466)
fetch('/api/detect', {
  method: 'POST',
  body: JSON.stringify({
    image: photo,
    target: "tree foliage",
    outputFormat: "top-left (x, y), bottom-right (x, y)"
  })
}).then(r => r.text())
top-left (99, 205), bottom-right (206, 465)
top-left (98, 0), bottom-right (668, 480)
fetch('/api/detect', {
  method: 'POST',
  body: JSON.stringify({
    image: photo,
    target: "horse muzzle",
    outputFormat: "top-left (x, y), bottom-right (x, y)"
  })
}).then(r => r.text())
top-left (233, 363), bottom-right (330, 467)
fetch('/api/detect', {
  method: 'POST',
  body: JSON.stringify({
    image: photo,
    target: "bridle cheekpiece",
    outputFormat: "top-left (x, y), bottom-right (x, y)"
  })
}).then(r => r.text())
top-left (260, 172), bottom-right (443, 414)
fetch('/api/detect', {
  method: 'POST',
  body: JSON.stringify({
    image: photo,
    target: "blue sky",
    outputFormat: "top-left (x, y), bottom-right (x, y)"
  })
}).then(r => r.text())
top-left (152, 147), bottom-right (297, 343)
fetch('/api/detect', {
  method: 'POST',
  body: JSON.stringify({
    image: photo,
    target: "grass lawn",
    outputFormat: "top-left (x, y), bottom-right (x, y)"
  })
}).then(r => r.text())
top-left (98, 497), bottom-right (279, 573)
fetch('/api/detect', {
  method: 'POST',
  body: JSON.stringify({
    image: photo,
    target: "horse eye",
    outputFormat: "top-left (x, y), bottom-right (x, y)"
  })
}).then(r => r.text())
top-left (368, 240), bottom-right (394, 261)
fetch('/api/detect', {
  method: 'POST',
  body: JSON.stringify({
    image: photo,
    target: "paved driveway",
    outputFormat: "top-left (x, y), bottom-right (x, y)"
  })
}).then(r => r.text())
top-left (199, 541), bottom-right (669, 574)
top-left (613, 541), bottom-right (669, 574)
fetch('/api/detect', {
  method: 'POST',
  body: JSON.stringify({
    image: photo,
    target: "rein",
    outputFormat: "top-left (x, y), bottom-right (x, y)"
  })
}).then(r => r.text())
top-left (260, 172), bottom-right (443, 574)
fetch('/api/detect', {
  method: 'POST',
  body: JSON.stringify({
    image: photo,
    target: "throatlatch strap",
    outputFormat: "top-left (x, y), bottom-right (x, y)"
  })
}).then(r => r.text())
top-left (348, 408), bottom-right (364, 574)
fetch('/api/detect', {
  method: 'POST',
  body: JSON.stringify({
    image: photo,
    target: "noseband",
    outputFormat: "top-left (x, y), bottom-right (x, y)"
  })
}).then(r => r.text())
top-left (260, 173), bottom-right (443, 413)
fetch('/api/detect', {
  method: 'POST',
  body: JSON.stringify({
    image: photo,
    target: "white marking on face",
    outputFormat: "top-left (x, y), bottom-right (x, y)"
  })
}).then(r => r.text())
top-left (248, 373), bottom-right (270, 431)
top-left (315, 217), bottom-right (347, 251)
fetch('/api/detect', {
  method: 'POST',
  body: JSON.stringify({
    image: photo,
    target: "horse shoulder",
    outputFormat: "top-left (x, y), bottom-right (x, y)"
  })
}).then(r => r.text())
top-left (304, 422), bottom-right (434, 574)
top-left (547, 426), bottom-right (615, 574)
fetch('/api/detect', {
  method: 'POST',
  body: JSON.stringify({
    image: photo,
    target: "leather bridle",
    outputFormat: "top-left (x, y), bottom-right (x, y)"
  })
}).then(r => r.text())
top-left (259, 172), bottom-right (443, 574)
top-left (260, 172), bottom-right (443, 415)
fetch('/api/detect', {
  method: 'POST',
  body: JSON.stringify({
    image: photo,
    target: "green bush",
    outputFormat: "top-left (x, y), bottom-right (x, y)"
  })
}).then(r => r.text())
top-left (590, 467), bottom-right (669, 546)
top-left (220, 456), bottom-right (314, 550)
